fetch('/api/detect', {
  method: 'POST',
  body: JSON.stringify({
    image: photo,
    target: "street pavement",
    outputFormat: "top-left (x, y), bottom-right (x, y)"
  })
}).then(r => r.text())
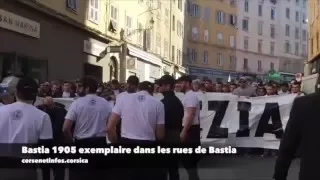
top-left (37, 155), bottom-right (300, 180)
top-left (179, 155), bottom-right (300, 180)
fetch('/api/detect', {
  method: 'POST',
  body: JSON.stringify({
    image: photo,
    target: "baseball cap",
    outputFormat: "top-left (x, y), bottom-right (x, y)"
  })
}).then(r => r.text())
top-left (158, 75), bottom-right (175, 86)
top-left (177, 75), bottom-right (192, 83)
top-left (16, 77), bottom-right (39, 94)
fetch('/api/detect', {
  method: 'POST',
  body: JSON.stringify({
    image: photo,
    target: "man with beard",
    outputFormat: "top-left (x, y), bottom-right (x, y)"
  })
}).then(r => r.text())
top-left (62, 76), bottom-right (112, 180)
top-left (177, 75), bottom-right (201, 180)
top-left (158, 75), bottom-right (184, 180)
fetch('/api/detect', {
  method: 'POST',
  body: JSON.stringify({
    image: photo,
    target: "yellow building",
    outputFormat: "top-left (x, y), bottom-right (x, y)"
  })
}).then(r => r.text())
top-left (307, 0), bottom-right (320, 72)
top-left (185, 0), bottom-right (237, 82)
top-left (0, 0), bottom-right (185, 82)
top-left (106, 0), bottom-right (186, 81)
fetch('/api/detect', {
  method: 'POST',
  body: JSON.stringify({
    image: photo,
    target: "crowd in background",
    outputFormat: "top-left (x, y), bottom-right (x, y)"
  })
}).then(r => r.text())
top-left (36, 76), bottom-right (304, 101)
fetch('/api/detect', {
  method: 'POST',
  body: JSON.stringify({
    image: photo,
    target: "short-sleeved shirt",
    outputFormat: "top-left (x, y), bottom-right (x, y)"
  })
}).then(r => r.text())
top-left (0, 102), bottom-right (53, 143)
top-left (182, 90), bottom-right (200, 126)
top-left (113, 91), bottom-right (165, 141)
top-left (65, 94), bottom-right (112, 139)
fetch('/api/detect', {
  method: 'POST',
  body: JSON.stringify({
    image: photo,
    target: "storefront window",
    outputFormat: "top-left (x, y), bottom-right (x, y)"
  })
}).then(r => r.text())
top-left (0, 53), bottom-right (48, 82)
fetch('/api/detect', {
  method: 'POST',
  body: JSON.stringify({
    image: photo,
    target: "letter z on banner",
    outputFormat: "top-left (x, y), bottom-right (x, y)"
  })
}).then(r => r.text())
top-left (198, 93), bottom-right (296, 150)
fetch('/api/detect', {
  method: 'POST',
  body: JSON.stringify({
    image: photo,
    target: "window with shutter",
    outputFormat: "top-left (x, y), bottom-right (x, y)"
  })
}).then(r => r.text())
top-left (88, 0), bottom-right (99, 24)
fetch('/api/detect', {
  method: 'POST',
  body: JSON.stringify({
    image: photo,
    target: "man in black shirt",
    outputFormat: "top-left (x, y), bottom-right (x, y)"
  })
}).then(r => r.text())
top-left (158, 75), bottom-right (184, 180)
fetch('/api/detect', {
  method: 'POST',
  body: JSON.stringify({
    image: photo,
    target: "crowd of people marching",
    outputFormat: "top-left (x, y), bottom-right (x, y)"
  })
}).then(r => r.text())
top-left (0, 74), bottom-right (304, 180)
top-left (35, 76), bottom-right (304, 101)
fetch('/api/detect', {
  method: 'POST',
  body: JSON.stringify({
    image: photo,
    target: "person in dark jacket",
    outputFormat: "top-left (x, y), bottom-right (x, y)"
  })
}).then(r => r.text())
top-left (273, 93), bottom-right (320, 180)
top-left (158, 75), bottom-right (184, 180)
top-left (37, 97), bottom-right (67, 180)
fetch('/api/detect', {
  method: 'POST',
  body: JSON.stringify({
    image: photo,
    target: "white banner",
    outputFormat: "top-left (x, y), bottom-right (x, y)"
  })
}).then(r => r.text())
top-left (35, 93), bottom-right (296, 149)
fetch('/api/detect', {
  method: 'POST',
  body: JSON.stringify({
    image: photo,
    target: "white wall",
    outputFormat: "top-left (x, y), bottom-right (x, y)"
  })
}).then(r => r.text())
top-left (236, 0), bottom-right (307, 74)
top-left (276, 0), bottom-right (307, 59)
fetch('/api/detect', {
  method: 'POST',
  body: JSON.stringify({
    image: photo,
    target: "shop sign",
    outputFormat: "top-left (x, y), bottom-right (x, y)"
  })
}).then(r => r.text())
top-left (0, 9), bottom-right (40, 38)
top-left (83, 40), bottom-right (107, 57)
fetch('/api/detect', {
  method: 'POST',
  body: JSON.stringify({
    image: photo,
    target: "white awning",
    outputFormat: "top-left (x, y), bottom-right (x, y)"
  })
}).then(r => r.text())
top-left (127, 44), bottom-right (162, 66)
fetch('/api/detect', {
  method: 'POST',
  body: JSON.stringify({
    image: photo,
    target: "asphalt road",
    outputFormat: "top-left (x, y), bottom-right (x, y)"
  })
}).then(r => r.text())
top-left (179, 155), bottom-right (300, 180)
top-left (37, 155), bottom-right (300, 180)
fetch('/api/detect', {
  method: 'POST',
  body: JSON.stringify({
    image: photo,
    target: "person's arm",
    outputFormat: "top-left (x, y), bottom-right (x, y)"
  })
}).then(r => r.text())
top-left (181, 95), bottom-right (198, 138)
top-left (106, 100), bottom-right (122, 143)
top-left (38, 114), bottom-right (53, 145)
top-left (155, 102), bottom-right (165, 140)
top-left (273, 98), bottom-right (303, 180)
top-left (62, 102), bottom-right (77, 141)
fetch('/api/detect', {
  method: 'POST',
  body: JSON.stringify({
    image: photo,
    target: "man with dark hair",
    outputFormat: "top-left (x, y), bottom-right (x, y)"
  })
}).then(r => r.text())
top-left (138, 81), bottom-right (154, 95)
top-left (279, 83), bottom-right (289, 95)
top-left (62, 81), bottom-right (76, 98)
top-left (177, 75), bottom-right (201, 180)
top-left (158, 75), bottom-right (184, 180)
top-left (126, 75), bottom-right (140, 93)
top-left (0, 77), bottom-right (53, 180)
top-left (215, 82), bottom-right (223, 92)
top-left (111, 79), bottom-right (122, 97)
top-left (62, 76), bottom-right (112, 180)
top-left (115, 76), bottom-right (140, 139)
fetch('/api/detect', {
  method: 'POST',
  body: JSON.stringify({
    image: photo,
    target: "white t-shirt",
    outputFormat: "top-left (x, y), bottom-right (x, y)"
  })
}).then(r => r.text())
top-left (112, 91), bottom-right (165, 141)
top-left (62, 92), bottom-right (71, 98)
top-left (182, 90), bottom-right (200, 126)
top-left (0, 102), bottom-right (53, 143)
top-left (116, 91), bottom-right (128, 102)
top-left (65, 94), bottom-right (112, 139)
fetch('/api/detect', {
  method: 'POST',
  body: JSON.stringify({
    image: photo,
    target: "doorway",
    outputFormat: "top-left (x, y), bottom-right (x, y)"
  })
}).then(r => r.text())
top-left (84, 63), bottom-right (103, 82)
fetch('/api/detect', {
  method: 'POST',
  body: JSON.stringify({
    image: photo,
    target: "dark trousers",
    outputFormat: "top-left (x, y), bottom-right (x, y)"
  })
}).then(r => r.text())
top-left (69, 137), bottom-right (108, 180)
top-left (181, 125), bottom-right (201, 180)
top-left (119, 137), bottom-right (167, 180)
top-left (42, 166), bottom-right (65, 180)
top-left (164, 129), bottom-right (181, 180)
top-left (0, 157), bottom-right (37, 180)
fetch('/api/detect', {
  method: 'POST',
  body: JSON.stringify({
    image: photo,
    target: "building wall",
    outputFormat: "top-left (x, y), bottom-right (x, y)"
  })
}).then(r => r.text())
top-left (0, 0), bottom-right (114, 81)
top-left (236, 0), bottom-right (307, 74)
top-left (276, 0), bottom-right (307, 59)
top-left (185, 0), bottom-right (237, 74)
top-left (169, 0), bottom-right (185, 66)
top-left (236, 0), bottom-right (279, 74)
top-left (277, 0), bottom-right (307, 73)
top-left (34, 0), bottom-right (108, 34)
top-left (308, 0), bottom-right (320, 61)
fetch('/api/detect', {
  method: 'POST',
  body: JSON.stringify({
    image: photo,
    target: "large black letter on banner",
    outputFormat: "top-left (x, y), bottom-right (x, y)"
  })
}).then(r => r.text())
top-left (236, 102), bottom-right (251, 137)
top-left (255, 103), bottom-right (284, 138)
top-left (206, 101), bottom-right (229, 138)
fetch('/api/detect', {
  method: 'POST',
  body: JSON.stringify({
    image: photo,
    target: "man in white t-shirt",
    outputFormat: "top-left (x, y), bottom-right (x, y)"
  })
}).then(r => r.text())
top-left (0, 77), bottom-right (53, 180)
top-left (107, 81), bottom-right (165, 180)
top-left (177, 75), bottom-right (201, 180)
top-left (63, 76), bottom-right (112, 180)
top-left (114, 75), bottom-right (140, 139)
